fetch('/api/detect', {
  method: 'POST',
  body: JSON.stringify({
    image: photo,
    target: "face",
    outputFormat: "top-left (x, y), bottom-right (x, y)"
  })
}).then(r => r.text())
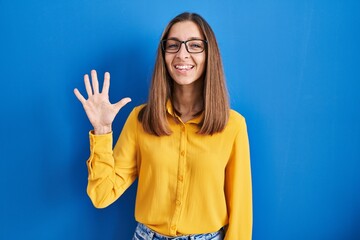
top-left (164, 21), bottom-right (206, 86)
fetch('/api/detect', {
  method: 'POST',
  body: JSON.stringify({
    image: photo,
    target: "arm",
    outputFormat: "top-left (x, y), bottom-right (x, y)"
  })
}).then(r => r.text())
top-left (224, 118), bottom-right (252, 240)
top-left (86, 108), bottom-right (139, 208)
top-left (74, 70), bottom-right (135, 208)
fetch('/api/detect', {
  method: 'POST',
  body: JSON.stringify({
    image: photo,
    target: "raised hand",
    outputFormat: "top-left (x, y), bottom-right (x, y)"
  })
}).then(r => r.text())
top-left (74, 70), bottom-right (131, 135)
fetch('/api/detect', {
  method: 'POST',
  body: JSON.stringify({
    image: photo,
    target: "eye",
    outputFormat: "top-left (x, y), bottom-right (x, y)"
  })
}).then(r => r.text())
top-left (188, 40), bottom-right (204, 50)
top-left (190, 43), bottom-right (202, 48)
top-left (166, 40), bottom-right (180, 50)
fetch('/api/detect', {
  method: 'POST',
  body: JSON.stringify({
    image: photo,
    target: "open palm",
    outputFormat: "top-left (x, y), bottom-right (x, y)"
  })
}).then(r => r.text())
top-left (74, 70), bottom-right (131, 134)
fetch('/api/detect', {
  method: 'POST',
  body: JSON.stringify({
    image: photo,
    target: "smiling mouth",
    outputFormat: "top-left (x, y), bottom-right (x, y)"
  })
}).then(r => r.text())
top-left (174, 65), bottom-right (194, 70)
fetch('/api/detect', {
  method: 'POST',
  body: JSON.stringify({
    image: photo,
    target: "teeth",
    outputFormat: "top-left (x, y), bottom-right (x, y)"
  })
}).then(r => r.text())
top-left (175, 65), bottom-right (193, 70)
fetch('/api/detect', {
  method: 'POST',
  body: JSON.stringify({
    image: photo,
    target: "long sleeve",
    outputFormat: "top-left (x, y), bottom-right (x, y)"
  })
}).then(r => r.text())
top-left (86, 108), bottom-right (139, 208)
top-left (224, 118), bottom-right (252, 240)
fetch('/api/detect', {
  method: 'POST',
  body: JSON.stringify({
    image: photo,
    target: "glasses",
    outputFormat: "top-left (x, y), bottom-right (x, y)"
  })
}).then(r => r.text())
top-left (161, 39), bottom-right (207, 53)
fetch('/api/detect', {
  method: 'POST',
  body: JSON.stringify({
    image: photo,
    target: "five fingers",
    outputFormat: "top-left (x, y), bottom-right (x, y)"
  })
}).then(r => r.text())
top-left (74, 70), bottom-right (131, 108)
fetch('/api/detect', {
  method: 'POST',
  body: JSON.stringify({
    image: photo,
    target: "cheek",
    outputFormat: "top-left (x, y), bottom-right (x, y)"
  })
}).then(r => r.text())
top-left (195, 55), bottom-right (206, 71)
top-left (164, 54), bottom-right (173, 69)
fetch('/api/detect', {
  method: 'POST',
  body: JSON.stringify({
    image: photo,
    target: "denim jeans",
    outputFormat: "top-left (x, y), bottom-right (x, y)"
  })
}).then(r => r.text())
top-left (133, 223), bottom-right (225, 240)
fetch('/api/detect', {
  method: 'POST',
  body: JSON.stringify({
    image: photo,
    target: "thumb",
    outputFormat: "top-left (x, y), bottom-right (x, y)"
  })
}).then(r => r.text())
top-left (114, 97), bottom-right (132, 111)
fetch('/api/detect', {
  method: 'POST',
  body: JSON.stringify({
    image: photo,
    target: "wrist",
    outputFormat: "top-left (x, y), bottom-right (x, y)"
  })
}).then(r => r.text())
top-left (94, 125), bottom-right (112, 135)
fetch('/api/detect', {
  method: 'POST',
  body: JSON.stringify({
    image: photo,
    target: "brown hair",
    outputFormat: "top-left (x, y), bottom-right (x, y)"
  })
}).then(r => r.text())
top-left (138, 12), bottom-right (229, 136)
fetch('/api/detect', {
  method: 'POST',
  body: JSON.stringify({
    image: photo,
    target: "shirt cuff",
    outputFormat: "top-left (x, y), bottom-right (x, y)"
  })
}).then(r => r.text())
top-left (89, 130), bottom-right (113, 154)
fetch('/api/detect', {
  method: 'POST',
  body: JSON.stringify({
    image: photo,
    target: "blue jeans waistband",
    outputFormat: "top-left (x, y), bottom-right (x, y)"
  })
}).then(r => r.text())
top-left (133, 223), bottom-right (225, 240)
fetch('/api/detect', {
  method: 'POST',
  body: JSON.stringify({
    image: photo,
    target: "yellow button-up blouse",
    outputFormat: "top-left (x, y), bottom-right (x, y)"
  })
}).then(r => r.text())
top-left (87, 102), bottom-right (252, 239)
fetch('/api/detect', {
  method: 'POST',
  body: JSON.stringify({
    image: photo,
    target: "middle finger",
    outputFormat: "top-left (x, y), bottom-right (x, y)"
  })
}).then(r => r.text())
top-left (91, 70), bottom-right (100, 94)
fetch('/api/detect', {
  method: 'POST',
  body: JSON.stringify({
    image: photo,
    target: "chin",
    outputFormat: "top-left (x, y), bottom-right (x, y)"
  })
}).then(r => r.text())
top-left (173, 77), bottom-right (202, 86)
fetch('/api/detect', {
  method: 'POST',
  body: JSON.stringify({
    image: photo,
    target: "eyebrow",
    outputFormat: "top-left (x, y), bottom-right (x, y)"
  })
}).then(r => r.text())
top-left (166, 37), bottom-right (204, 41)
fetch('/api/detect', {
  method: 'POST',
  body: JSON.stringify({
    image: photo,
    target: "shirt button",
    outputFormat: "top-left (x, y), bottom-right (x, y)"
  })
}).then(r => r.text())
top-left (176, 200), bottom-right (181, 206)
top-left (171, 225), bottom-right (176, 230)
top-left (180, 151), bottom-right (185, 156)
top-left (178, 175), bottom-right (183, 181)
top-left (181, 126), bottom-right (185, 131)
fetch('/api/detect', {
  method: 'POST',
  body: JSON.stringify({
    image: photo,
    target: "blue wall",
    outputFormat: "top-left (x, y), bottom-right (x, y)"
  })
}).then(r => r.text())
top-left (1, 0), bottom-right (359, 239)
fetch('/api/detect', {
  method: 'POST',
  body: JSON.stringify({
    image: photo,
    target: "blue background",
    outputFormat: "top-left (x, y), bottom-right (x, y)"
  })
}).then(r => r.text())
top-left (1, 0), bottom-right (359, 239)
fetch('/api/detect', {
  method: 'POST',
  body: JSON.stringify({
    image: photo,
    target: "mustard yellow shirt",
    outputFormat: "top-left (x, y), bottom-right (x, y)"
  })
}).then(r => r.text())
top-left (87, 102), bottom-right (252, 239)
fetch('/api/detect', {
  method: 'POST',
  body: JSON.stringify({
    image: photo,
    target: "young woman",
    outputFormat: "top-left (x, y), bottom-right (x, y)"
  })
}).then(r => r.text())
top-left (74, 12), bottom-right (252, 240)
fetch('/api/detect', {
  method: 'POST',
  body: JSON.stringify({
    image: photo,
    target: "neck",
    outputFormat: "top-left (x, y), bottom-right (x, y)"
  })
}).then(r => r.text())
top-left (172, 80), bottom-right (204, 116)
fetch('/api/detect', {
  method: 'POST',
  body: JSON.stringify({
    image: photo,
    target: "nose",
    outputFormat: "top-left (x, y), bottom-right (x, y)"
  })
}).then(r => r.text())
top-left (176, 42), bottom-right (190, 59)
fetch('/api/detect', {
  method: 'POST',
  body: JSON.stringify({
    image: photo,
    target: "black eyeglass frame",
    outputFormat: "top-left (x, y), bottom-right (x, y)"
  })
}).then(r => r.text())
top-left (161, 39), bottom-right (208, 54)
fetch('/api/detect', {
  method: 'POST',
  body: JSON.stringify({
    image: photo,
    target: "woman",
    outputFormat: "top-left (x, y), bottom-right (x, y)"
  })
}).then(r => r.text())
top-left (74, 12), bottom-right (252, 240)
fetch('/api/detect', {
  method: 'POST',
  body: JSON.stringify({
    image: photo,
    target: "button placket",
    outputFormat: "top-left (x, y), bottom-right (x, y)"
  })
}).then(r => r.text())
top-left (170, 123), bottom-right (187, 235)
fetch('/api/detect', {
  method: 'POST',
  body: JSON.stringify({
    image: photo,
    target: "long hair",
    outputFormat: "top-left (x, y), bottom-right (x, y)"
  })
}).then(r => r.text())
top-left (138, 12), bottom-right (229, 136)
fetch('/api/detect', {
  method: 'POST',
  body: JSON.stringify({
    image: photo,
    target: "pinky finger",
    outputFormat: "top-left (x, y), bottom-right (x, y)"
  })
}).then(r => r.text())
top-left (74, 88), bottom-right (86, 104)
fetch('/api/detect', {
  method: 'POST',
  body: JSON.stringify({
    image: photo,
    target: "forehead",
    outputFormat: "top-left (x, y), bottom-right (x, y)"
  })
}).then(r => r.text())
top-left (167, 21), bottom-right (204, 40)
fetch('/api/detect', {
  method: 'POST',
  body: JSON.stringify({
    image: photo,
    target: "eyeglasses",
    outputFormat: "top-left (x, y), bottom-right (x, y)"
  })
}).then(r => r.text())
top-left (161, 39), bottom-right (207, 53)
